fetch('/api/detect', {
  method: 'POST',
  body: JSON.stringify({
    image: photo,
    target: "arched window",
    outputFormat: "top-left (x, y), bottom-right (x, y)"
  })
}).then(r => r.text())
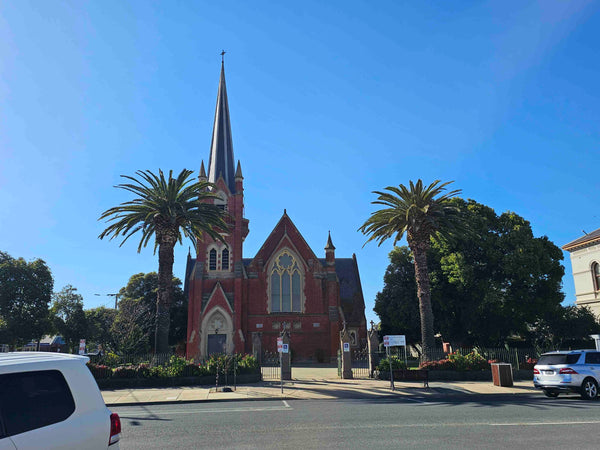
top-left (222, 248), bottom-right (229, 271)
top-left (270, 250), bottom-right (302, 313)
top-left (593, 262), bottom-right (600, 291)
top-left (209, 249), bottom-right (217, 271)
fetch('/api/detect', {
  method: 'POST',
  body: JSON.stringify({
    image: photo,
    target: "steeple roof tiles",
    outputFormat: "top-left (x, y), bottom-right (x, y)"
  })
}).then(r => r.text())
top-left (208, 62), bottom-right (236, 194)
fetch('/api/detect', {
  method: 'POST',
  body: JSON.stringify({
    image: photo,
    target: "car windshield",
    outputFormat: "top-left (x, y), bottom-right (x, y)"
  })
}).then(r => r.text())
top-left (538, 353), bottom-right (580, 365)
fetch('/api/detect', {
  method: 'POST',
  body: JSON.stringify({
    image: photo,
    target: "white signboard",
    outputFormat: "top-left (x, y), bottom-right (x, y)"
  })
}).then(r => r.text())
top-left (78, 339), bottom-right (86, 355)
top-left (277, 337), bottom-right (283, 353)
top-left (282, 344), bottom-right (289, 354)
top-left (383, 335), bottom-right (406, 347)
top-left (343, 342), bottom-right (350, 353)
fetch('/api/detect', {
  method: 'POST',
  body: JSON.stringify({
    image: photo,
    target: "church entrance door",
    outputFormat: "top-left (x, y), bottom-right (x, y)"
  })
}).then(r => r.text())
top-left (208, 334), bottom-right (227, 355)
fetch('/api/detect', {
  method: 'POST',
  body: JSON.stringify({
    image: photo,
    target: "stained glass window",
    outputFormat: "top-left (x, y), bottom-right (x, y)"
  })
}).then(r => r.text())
top-left (209, 249), bottom-right (217, 270)
top-left (270, 250), bottom-right (302, 313)
top-left (222, 248), bottom-right (229, 270)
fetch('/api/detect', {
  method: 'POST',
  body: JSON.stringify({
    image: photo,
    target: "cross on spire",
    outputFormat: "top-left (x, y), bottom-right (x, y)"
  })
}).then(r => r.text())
top-left (221, 50), bottom-right (226, 62)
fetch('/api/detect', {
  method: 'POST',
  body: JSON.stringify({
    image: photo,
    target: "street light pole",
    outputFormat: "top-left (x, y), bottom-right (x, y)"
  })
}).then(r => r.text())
top-left (94, 293), bottom-right (121, 310)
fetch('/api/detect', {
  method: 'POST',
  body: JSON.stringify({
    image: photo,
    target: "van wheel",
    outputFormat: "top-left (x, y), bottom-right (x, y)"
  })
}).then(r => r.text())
top-left (580, 378), bottom-right (598, 400)
top-left (543, 389), bottom-right (559, 398)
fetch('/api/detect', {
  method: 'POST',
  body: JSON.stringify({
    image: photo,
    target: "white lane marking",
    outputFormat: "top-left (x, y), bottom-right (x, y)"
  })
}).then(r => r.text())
top-left (282, 400), bottom-right (290, 408)
top-left (490, 420), bottom-right (600, 427)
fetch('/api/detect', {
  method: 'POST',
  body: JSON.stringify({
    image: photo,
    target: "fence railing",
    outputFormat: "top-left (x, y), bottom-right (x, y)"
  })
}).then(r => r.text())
top-left (88, 352), bottom-right (176, 367)
top-left (418, 347), bottom-right (555, 368)
top-left (260, 351), bottom-right (281, 380)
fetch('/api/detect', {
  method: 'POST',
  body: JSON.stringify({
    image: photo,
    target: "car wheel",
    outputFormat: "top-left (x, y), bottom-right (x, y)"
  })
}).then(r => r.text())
top-left (543, 389), bottom-right (559, 398)
top-left (580, 378), bottom-right (599, 400)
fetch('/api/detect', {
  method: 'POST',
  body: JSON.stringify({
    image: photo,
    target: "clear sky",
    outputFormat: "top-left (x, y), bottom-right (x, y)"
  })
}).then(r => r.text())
top-left (1, 1), bottom-right (599, 327)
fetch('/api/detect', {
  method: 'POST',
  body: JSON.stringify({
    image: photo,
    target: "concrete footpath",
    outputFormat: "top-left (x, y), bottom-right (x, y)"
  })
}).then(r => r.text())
top-left (101, 367), bottom-right (539, 407)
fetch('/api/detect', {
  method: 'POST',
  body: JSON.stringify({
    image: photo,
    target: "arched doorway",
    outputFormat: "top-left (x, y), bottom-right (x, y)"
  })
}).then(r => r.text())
top-left (201, 307), bottom-right (233, 357)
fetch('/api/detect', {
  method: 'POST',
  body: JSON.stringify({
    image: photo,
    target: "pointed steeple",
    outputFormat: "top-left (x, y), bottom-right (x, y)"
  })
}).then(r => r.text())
top-left (325, 231), bottom-right (336, 250)
top-left (199, 161), bottom-right (207, 181)
top-left (208, 60), bottom-right (236, 194)
top-left (235, 160), bottom-right (243, 180)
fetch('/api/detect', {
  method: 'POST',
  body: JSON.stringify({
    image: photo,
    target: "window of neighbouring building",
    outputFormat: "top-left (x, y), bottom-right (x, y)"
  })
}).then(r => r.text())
top-left (269, 250), bottom-right (303, 313)
top-left (593, 262), bottom-right (600, 291)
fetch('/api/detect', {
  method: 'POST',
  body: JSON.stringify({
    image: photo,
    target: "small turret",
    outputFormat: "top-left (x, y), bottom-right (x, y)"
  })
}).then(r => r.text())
top-left (199, 161), bottom-right (207, 182)
top-left (325, 231), bottom-right (336, 270)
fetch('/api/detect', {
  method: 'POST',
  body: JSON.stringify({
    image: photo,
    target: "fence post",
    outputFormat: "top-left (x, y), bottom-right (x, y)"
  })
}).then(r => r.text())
top-left (367, 327), bottom-right (379, 378)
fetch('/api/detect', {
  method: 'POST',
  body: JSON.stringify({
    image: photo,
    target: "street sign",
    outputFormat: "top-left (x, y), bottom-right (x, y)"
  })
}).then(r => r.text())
top-left (282, 344), bottom-right (289, 354)
top-left (383, 335), bottom-right (406, 347)
top-left (277, 337), bottom-right (283, 353)
top-left (343, 342), bottom-right (350, 352)
top-left (78, 339), bottom-right (86, 355)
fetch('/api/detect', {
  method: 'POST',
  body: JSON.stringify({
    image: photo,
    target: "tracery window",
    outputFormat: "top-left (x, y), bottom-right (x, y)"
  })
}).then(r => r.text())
top-left (593, 262), bottom-right (600, 291)
top-left (222, 249), bottom-right (229, 271)
top-left (270, 250), bottom-right (302, 313)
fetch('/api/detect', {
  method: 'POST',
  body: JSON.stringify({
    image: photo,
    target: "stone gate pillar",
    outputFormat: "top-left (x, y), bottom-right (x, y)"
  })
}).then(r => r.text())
top-left (340, 325), bottom-right (353, 379)
top-left (281, 329), bottom-right (292, 380)
top-left (252, 332), bottom-right (262, 364)
top-left (367, 325), bottom-right (379, 378)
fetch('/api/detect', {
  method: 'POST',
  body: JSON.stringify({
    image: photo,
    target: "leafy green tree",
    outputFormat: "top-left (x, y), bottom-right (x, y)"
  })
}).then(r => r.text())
top-left (111, 297), bottom-right (153, 354)
top-left (373, 247), bottom-right (420, 345)
top-left (530, 305), bottom-right (600, 350)
top-left (430, 199), bottom-right (565, 346)
top-left (98, 169), bottom-right (227, 353)
top-left (50, 285), bottom-right (88, 353)
top-left (85, 307), bottom-right (118, 352)
top-left (373, 199), bottom-right (567, 347)
top-left (0, 251), bottom-right (53, 349)
top-left (360, 180), bottom-right (464, 357)
top-left (112, 272), bottom-right (187, 352)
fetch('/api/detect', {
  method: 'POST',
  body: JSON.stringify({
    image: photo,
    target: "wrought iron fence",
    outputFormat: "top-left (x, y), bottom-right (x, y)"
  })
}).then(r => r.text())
top-left (260, 351), bottom-right (281, 380)
top-left (88, 352), bottom-right (175, 367)
top-left (418, 347), bottom-right (553, 368)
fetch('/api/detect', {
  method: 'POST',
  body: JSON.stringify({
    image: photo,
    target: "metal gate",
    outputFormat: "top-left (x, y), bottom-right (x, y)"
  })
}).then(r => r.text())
top-left (351, 346), bottom-right (370, 378)
top-left (260, 350), bottom-right (281, 381)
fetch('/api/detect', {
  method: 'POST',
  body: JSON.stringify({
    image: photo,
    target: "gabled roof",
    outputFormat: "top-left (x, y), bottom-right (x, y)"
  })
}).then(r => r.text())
top-left (208, 62), bottom-right (236, 194)
top-left (249, 211), bottom-right (321, 270)
top-left (562, 227), bottom-right (600, 252)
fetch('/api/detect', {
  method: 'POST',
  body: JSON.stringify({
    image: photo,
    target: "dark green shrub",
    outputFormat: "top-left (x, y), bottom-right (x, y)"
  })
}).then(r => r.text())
top-left (377, 356), bottom-right (407, 372)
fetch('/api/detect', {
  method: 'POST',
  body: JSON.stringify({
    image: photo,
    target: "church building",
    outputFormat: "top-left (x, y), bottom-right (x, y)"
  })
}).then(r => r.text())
top-left (185, 62), bottom-right (367, 362)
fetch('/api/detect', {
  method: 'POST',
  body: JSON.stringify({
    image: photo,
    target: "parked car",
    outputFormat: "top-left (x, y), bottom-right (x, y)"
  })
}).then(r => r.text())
top-left (0, 352), bottom-right (121, 449)
top-left (533, 349), bottom-right (600, 400)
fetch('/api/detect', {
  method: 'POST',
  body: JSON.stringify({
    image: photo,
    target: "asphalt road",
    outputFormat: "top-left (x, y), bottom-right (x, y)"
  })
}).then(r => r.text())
top-left (113, 394), bottom-right (600, 449)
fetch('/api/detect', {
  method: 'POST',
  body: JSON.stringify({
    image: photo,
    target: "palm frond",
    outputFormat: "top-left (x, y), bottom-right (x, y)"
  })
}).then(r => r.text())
top-left (359, 179), bottom-right (466, 247)
top-left (98, 169), bottom-right (229, 253)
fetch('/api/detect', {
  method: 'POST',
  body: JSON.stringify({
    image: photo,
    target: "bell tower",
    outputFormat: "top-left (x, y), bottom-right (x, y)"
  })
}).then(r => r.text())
top-left (187, 59), bottom-right (249, 359)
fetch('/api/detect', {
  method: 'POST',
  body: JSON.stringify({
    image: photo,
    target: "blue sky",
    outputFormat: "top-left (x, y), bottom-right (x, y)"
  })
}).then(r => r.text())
top-left (1, 0), bottom-right (599, 326)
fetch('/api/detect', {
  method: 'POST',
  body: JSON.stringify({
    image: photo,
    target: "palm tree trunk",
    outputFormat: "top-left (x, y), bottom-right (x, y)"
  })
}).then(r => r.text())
top-left (155, 237), bottom-right (175, 354)
top-left (409, 237), bottom-right (436, 361)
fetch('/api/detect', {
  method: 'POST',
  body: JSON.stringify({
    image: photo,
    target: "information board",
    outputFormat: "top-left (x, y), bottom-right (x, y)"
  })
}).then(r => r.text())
top-left (383, 335), bottom-right (406, 347)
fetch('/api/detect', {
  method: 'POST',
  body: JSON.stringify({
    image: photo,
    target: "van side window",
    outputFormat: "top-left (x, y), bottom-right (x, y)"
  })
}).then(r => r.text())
top-left (0, 370), bottom-right (75, 437)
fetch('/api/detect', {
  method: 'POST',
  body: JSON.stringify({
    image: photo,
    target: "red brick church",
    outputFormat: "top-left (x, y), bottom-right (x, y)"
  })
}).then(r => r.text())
top-left (185, 62), bottom-right (367, 361)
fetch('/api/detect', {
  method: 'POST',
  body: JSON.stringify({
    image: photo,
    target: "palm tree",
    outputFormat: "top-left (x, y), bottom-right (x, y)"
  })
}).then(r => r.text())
top-left (98, 169), bottom-right (227, 354)
top-left (359, 180), bottom-right (464, 359)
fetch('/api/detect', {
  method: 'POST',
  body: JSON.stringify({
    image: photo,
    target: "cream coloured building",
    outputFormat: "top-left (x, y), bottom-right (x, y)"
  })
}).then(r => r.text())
top-left (563, 228), bottom-right (600, 318)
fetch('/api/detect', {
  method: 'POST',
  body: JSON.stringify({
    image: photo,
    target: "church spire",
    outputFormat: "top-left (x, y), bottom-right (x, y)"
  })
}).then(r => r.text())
top-left (208, 58), bottom-right (236, 194)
